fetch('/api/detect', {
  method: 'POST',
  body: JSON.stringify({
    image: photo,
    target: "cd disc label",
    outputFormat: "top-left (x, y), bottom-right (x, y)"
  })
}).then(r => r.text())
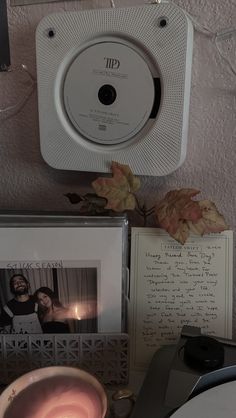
top-left (63, 42), bottom-right (155, 145)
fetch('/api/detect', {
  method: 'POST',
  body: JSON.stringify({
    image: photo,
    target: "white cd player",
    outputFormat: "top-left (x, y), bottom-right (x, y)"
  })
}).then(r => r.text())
top-left (36, 2), bottom-right (193, 176)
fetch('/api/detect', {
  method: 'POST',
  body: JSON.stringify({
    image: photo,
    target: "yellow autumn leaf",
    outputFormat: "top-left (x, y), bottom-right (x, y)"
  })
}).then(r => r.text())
top-left (188, 200), bottom-right (228, 234)
top-left (155, 188), bottom-right (202, 236)
top-left (169, 220), bottom-right (190, 245)
top-left (92, 161), bottom-right (140, 212)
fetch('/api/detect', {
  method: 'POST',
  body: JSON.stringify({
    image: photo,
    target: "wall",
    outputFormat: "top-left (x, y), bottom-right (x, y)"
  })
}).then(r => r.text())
top-left (0, 1), bottom-right (236, 328)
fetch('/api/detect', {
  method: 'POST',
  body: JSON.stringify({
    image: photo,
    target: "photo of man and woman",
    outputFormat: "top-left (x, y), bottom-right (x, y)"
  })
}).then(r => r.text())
top-left (0, 267), bottom-right (98, 334)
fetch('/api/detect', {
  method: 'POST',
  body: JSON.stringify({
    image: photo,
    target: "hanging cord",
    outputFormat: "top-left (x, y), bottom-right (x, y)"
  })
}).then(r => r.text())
top-left (215, 30), bottom-right (236, 77)
top-left (183, 9), bottom-right (236, 77)
top-left (148, 2), bottom-right (236, 76)
top-left (0, 64), bottom-right (37, 121)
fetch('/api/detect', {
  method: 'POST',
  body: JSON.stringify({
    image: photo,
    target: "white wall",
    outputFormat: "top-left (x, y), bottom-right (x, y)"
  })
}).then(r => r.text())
top-left (0, 0), bottom-right (236, 331)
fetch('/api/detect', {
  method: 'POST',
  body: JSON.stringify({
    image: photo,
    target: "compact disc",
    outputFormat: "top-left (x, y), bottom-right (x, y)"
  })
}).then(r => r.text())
top-left (63, 41), bottom-right (155, 145)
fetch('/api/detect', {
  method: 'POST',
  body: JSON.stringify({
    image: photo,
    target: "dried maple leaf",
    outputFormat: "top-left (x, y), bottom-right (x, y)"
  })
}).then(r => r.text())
top-left (155, 189), bottom-right (202, 242)
top-left (171, 220), bottom-right (190, 245)
top-left (188, 200), bottom-right (228, 235)
top-left (92, 161), bottom-right (141, 212)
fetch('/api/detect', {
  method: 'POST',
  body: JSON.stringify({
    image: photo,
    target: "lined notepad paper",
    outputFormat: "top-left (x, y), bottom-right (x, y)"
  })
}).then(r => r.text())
top-left (130, 228), bottom-right (233, 370)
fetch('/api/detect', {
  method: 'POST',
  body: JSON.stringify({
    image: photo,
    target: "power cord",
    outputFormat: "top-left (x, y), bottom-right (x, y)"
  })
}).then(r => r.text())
top-left (215, 29), bottom-right (236, 77)
top-left (149, 1), bottom-right (236, 77)
top-left (180, 8), bottom-right (236, 77)
top-left (1, 2), bottom-right (235, 123)
top-left (0, 64), bottom-right (37, 121)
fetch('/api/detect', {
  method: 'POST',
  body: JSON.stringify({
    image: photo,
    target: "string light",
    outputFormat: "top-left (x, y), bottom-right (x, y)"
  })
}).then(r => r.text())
top-left (0, 64), bottom-right (37, 120)
top-left (182, 9), bottom-right (236, 77)
top-left (149, 2), bottom-right (236, 77)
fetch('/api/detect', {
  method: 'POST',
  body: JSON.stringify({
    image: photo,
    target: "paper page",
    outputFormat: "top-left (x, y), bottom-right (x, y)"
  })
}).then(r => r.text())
top-left (130, 228), bottom-right (233, 370)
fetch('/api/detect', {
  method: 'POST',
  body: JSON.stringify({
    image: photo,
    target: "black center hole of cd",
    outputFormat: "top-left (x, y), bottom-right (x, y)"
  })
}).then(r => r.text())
top-left (98, 84), bottom-right (117, 106)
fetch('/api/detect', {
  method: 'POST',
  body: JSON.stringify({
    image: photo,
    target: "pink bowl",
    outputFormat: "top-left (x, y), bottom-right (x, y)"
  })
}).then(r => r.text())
top-left (0, 366), bottom-right (107, 418)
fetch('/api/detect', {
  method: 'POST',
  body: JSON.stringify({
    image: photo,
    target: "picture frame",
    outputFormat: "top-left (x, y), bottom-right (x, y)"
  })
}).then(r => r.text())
top-left (0, 213), bottom-right (129, 386)
top-left (0, 213), bottom-right (128, 335)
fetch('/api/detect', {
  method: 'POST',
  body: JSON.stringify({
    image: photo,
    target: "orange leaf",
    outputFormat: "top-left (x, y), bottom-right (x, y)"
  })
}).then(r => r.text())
top-left (155, 188), bottom-right (202, 237)
top-left (188, 200), bottom-right (228, 235)
top-left (168, 220), bottom-right (190, 245)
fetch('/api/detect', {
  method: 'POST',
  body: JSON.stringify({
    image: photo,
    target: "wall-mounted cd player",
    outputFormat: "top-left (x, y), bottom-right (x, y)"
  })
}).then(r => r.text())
top-left (36, 2), bottom-right (193, 176)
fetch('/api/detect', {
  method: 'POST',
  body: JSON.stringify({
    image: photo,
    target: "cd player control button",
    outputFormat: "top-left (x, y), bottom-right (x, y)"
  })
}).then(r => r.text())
top-left (183, 335), bottom-right (224, 370)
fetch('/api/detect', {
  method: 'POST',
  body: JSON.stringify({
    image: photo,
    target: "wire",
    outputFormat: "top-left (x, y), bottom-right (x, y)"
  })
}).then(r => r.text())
top-left (215, 39), bottom-right (236, 77)
top-left (215, 30), bottom-right (236, 77)
top-left (183, 9), bottom-right (236, 77)
top-left (150, 2), bottom-right (236, 77)
top-left (0, 64), bottom-right (37, 120)
top-left (184, 11), bottom-right (215, 37)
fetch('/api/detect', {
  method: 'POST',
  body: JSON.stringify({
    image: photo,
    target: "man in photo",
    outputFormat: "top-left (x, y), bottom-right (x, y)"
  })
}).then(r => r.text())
top-left (0, 274), bottom-right (42, 333)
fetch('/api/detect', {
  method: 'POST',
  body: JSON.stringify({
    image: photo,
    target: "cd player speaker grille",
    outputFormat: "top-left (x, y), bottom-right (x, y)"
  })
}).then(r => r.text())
top-left (36, 3), bottom-right (193, 176)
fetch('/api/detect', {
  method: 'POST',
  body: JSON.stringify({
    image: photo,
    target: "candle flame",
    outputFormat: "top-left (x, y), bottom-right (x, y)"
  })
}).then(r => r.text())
top-left (68, 301), bottom-right (97, 321)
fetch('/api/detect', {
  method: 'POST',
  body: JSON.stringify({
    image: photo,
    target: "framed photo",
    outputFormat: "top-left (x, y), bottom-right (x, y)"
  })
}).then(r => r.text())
top-left (0, 214), bottom-right (128, 335)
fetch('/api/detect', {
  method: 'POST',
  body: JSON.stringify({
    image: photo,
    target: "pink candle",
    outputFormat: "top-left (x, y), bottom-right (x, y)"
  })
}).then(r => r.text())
top-left (3, 375), bottom-right (106, 418)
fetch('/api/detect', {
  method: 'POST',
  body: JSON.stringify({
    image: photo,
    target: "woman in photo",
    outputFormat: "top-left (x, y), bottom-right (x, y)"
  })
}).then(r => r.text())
top-left (34, 287), bottom-right (71, 333)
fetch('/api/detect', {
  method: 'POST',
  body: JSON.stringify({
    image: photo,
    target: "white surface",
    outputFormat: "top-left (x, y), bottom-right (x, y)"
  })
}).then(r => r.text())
top-left (130, 228), bottom-right (233, 370)
top-left (63, 41), bottom-right (155, 145)
top-left (0, 226), bottom-right (124, 332)
top-left (36, 3), bottom-right (193, 175)
top-left (171, 381), bottom-right (236, 418)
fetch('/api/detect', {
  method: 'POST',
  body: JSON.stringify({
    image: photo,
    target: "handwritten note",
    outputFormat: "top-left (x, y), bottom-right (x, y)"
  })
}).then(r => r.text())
top-left (130, 228), bottom-right (233, 370)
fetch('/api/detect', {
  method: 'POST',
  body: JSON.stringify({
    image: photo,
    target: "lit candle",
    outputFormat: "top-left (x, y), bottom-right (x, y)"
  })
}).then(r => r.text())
top-left (74, 304), bottom-right (81, 321)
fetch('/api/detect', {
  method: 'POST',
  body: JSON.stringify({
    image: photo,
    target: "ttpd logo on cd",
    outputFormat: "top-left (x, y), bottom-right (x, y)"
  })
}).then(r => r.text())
top-left (104, 57), bottom-right (120, 69)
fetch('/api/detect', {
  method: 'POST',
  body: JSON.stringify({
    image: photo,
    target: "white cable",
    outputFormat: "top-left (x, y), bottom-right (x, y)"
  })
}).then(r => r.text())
top-left (183, 9), bottom-right (236, 77)
top-left (184, 11), bottom-right (215, 37)
top-left (0, 64), bottom-right (37, 120)
top-left (216, 28), bottom-right (236, 41)
top-left (110, 0), bottom-right (115, 8)
top-left (214, 39), bottom-right (236, 77)
top-left (214, 29), bottom-right (236, 77)
top-left (152, 2), bottom-right (236, 77)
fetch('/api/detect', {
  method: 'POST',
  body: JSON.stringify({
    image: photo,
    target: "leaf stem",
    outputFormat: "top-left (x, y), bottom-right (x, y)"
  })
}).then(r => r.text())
top-left (134, 197), bottom-right (156, 226)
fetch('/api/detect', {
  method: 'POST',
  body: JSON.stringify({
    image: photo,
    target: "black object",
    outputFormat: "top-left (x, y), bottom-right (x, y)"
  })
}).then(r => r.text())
top-left (130, 326), bottom-right (236, 418)
top-left (47, 29), bottom-right (55, 38)
top-left (98, 84), bottom-right (117, 105)
top-left (184, 335), bottom-right (225, 370)
top-left (0, 0), bottom-right (11, 71)
top-left (159, 18), bottom-right (167, 27)
top-left (149, 77), bottom-right (161, 119)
